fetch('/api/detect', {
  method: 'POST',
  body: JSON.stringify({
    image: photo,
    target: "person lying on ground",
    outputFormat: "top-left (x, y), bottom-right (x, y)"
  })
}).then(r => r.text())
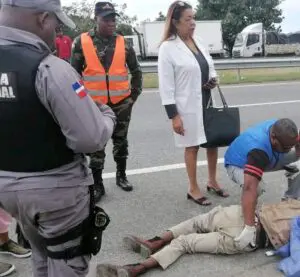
top-left (96, 199), bottom-right (300, 277)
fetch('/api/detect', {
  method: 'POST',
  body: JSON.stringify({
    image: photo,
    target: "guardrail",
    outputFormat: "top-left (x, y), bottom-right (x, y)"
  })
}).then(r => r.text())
top-left (140, 57), bottom-right (300, 81)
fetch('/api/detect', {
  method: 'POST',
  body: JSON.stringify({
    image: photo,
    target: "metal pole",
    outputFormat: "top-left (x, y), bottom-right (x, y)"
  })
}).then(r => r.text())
top-left (262, 23), bottom-right (265, 57)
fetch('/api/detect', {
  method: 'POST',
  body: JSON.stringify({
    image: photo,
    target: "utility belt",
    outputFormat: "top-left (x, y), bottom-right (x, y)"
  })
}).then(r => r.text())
top-left (44, 185), bottom-right (110, 260)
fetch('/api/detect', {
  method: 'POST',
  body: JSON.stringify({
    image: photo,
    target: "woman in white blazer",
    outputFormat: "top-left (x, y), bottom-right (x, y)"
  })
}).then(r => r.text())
top-left (158, 1), bottom-right (229, 206)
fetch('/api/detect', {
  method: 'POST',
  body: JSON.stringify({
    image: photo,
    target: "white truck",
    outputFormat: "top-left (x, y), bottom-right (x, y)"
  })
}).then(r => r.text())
top-left (125, 20), bottom-right (225, 60)
top-left (232, 23), bottom-right (300, 57)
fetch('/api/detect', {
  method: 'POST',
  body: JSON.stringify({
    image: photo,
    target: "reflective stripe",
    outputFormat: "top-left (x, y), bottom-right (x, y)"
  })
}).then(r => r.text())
top-left (110, 75), bottom-right (128, 81)
top-left (83, 75), bottom-right (106, 81)
top-left (83, 75), bottom-right (128, 82)
top-left (46, 237), bottom-right (82, 252)
top-left (110, 89), bottom-right (129, 95)
top-left (86, 89), bottom-right (129, 96)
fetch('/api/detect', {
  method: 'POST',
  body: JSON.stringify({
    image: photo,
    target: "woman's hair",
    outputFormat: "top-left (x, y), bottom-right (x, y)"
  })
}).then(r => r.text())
top-left (160, 1), bottom-right (192, 44)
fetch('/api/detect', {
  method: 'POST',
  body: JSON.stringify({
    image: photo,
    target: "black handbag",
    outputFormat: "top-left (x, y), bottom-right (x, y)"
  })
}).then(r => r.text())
top-left (202, 85), bottom-right (240, 148)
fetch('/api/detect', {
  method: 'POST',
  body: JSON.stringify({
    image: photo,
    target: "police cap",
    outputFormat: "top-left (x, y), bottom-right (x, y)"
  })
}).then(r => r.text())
top-left (1, 0), bottom-right (76, 29)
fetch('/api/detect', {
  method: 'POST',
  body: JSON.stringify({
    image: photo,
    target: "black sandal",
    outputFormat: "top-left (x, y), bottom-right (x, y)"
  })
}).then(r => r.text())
top-left (207, 186), bottom-right (229, 198)
top-left (187, 194), bottom-right (212, 206)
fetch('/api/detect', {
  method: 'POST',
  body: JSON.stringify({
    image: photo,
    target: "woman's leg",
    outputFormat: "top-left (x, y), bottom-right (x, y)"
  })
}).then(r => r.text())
top-left (185, 146), bottom-right (211, 204)
top-left (206, 148), bottom-right (229, 197)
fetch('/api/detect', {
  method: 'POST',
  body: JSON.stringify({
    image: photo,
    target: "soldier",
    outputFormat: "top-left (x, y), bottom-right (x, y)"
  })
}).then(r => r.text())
top-left (0, 0), bottom-right (115, 276)
top-left (71, 2), bottom-right (143, 201)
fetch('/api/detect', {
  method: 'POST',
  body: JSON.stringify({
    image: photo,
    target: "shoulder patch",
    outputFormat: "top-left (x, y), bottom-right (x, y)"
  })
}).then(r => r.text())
top-left (0, 72), bottom-right (18, 101)
top-left (72, 80), bottom-right (87, 99)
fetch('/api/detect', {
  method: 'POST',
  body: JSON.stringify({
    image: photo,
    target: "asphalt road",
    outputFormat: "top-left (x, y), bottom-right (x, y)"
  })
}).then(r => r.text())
top-left (5, 81), bottom-right (300, 277)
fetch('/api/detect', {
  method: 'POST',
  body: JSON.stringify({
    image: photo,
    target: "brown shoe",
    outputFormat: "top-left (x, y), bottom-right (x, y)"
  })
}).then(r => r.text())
top-left (123, 235), bottom-right (165, 258)
top-left (117, 264), bottom-right (146, 277)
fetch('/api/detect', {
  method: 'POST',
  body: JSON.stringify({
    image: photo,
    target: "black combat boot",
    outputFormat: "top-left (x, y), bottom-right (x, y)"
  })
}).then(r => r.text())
top-left (116, 159), bottom-right (133, 192)
top-left (92, 168), bottom-right (105, 202)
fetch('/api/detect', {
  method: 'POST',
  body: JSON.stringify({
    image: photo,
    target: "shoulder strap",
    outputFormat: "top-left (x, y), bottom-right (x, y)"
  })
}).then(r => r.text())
top-left (80, 33), bottom-right (103, 71)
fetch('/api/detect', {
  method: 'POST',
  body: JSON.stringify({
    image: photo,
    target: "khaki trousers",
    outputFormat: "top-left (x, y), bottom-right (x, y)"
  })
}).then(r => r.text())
top-left (151, 205), bottom-right (254, 270)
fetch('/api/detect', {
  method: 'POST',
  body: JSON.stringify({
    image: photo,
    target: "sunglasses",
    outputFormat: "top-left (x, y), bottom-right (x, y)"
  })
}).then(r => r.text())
top-left (172, 1), bottom-right (190, 19)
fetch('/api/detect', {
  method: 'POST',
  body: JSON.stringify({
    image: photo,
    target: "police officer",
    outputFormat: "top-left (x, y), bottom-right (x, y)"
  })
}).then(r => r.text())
top-left (71, 2), bottom-right (143, 201)
top-left (0, 1), bottom-right (116, 277)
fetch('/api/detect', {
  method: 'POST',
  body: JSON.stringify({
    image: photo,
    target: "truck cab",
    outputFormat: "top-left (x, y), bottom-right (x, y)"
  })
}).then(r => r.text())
top-left (232, 23), bottom-right (263, 58)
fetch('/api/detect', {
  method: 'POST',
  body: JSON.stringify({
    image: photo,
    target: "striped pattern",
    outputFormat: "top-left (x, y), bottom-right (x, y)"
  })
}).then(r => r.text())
top-left (244, 164), bottom-right (264, 180)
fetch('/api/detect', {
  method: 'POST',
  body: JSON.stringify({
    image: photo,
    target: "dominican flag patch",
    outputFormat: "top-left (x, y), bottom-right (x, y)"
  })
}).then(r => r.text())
top-left (72, 81), bottom-right (87, 99)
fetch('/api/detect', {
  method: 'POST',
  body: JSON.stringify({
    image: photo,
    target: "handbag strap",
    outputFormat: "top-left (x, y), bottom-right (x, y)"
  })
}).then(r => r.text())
top-left (217, 85), bottom-right (228, 108)
top-left (206, 84), bottom-right (228, 109)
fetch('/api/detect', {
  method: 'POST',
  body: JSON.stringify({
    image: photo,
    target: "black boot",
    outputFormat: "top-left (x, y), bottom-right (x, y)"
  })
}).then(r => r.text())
top-left (92, 169), bottom-right (105, 202)
top-left (116, 159), bottom-right (133, 192)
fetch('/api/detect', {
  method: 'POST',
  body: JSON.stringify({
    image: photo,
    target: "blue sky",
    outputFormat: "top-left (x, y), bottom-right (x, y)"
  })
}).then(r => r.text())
top-left (61, 0), bottom-right (300, 33)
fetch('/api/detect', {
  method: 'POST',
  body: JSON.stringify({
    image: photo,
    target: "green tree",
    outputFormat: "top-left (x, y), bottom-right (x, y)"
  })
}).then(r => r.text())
top-left (62, 1), bottom-right (137, 38)
top-left (195, 0), bottom-right (284, 55)
top-left (156, 11), bottom-right (166, 21)
top-left (116, 3), bottom-right (136, 35)
top-left (61, 0), bottom-right (95, 38)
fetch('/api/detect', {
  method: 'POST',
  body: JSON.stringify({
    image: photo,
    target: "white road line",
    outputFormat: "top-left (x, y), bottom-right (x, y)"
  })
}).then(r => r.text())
top-left (103, 158), bottom-right (225, 179)
top-left (227, 99), bottom-right (300, 108)
top-left (219, 81), bottom-right (300, 89)
top-left (143, 81), bottom-right (300, 94)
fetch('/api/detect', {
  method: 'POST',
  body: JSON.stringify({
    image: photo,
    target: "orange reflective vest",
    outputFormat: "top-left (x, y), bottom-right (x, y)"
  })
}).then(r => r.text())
top-left (81, 33), bottom-right (130, 104)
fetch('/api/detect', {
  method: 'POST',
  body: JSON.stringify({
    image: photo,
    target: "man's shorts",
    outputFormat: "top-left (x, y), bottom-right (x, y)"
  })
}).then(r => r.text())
top-left (226, 165), bottom-right (266, 196)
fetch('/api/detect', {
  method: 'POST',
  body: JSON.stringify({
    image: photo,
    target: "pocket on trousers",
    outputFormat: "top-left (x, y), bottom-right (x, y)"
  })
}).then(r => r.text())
top-left (65, 254), bottom-right (91, 273)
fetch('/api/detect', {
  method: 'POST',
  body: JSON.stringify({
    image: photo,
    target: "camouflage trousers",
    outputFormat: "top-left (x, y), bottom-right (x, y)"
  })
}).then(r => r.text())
top-left (90, 97), bottom-right (134, 170)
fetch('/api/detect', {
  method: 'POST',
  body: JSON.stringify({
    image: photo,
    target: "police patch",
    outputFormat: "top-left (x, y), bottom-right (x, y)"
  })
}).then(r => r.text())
top-left (72, 80), bottom-right (87, 99)
top-left (0, 72), bottom-right (18, 101)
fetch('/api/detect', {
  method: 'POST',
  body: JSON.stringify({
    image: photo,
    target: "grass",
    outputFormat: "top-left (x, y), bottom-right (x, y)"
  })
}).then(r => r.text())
top-left (142, 67), bottom-right (300, 89)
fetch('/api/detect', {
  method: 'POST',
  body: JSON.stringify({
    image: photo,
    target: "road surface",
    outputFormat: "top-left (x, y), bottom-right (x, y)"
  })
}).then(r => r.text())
top-left (6, 81), bottom-right (300, 277)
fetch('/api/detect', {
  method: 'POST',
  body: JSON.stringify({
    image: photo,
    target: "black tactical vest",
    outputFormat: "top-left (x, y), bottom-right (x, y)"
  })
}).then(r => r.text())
top-left (0, 44), bottom-right (74, 172)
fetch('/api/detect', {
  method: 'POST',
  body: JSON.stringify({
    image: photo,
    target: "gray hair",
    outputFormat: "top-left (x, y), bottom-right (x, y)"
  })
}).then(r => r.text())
top-left (273, 118), bottom-right (298, 139)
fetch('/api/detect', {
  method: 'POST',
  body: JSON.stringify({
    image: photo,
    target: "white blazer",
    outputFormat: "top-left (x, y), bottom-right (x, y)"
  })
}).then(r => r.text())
top-left (158, 35), bottom-right (217, 148)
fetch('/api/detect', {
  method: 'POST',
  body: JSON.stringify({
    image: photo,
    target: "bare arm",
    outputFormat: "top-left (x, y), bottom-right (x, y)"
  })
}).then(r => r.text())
top-left (242, 174), bottom-right (259, 226)
top-left (242, 149), bottom-right (270, 225)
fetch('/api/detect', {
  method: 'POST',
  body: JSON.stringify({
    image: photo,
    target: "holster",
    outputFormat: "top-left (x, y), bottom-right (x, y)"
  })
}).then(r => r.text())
top-left (45, 185), bottom-right (110, 259)
top-left (80, 185), bottom-right (110, 256)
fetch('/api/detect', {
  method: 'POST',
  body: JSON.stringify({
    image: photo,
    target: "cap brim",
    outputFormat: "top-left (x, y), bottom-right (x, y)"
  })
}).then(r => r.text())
top-left (98, 11), bottom-right (120, 18)
top-left (55, 10), bottom-right (76, 29)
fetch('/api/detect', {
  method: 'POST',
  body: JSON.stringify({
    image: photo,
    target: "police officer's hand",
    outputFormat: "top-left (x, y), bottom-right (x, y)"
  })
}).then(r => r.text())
top-left (98, 103), bottom-right (112, 113)
top-left (234, 225), bottom-right (257, 250)
top-left (172, 115), bottom-right (184, 136)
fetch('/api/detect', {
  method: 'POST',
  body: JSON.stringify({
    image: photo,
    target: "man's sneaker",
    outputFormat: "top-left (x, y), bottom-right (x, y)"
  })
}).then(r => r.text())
top-left (0, 239), bottom-right (31, 258)
top-left (0, 262), bottom-right (15, 277)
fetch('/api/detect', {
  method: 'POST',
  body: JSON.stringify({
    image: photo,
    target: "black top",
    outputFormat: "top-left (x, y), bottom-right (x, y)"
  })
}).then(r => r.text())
top-left (193, 50), bottom-right (209, 86)
top-left (192, 50), bottom-right (212, 109)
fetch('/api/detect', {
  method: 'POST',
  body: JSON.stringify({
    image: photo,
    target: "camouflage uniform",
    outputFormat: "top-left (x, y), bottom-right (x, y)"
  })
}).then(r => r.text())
top-left (71, 28), bottom-right (142, 192)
